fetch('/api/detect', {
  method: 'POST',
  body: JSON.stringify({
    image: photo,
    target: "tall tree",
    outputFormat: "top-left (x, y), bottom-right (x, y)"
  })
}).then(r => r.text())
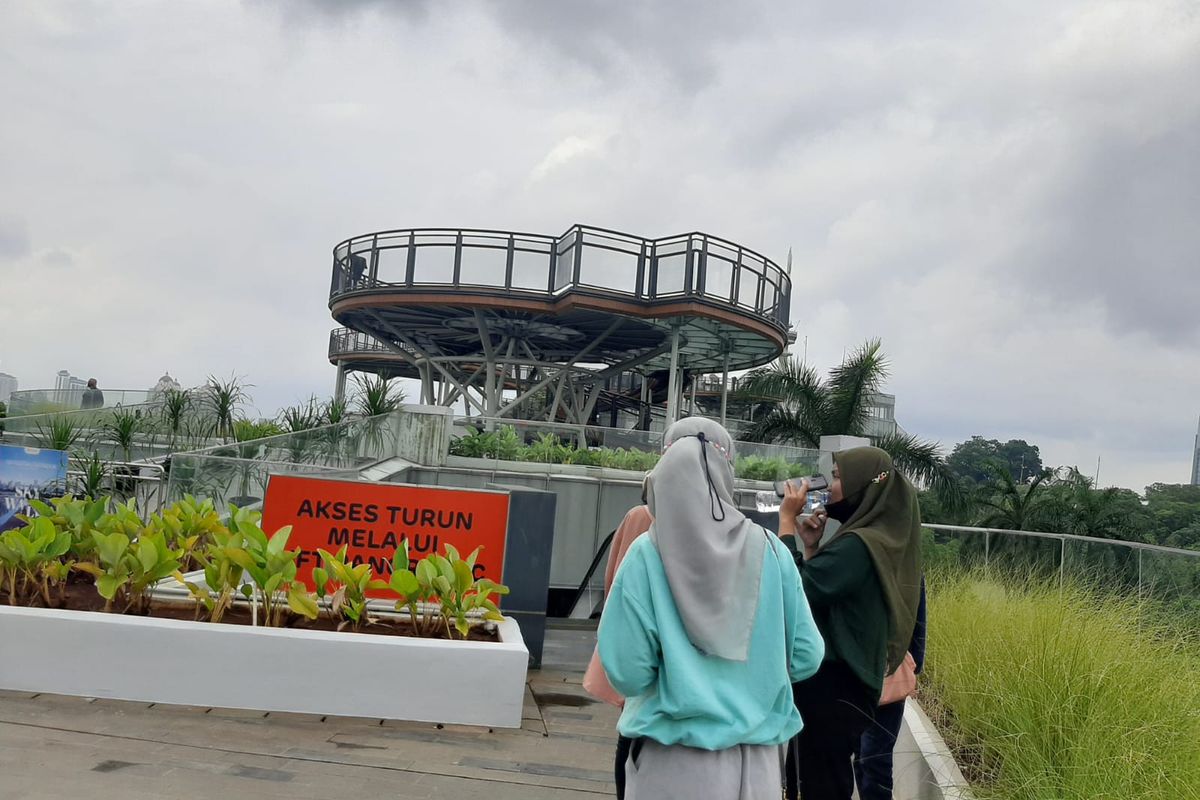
top-left (947, 436), bottom-right (1043, 485)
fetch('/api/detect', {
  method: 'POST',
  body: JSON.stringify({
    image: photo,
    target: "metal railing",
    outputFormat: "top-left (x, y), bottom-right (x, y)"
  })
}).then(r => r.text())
top-left (328, 225), bottom-right (792, 332)
top-left (923, 522), bottom-right (1200, 612)
top-left (7, 388), bottom-right (161, 416)
top-left (328, 327), bottom-right (414, 360)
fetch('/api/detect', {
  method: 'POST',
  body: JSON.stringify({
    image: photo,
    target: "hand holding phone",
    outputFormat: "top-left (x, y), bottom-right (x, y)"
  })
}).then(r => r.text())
top-left (774, 475), bottom-right (828, 497)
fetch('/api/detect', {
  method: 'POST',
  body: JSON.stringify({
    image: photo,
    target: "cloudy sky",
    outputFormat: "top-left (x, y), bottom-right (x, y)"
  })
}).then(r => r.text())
top-left (1, 0), bottom-right (1197, 492)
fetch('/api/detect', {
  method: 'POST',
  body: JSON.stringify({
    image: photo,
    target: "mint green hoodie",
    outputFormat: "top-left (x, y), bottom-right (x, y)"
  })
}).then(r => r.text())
top-left (598, 532), bottom-right (825, 750)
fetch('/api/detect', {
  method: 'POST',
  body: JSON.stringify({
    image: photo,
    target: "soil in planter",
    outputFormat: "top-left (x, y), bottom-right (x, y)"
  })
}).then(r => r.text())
top-left (19, 584), bottom-right (501, 643)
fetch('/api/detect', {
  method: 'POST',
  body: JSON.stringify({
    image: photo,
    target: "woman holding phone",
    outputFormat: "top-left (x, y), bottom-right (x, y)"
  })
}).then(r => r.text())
top-left (778, 447), bottom-right (923, 800)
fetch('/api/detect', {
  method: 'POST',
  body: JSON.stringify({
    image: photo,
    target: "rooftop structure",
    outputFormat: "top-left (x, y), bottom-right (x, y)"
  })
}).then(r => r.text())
top-left (328, 225), bottom-right (793, 430)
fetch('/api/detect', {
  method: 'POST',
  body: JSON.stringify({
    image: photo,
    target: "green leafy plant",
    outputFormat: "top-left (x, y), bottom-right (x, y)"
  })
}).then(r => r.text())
top-left (75, 515), bottom-right (182, 614)
top-left (523, 432), bottom-right (572, 464)
top-left (158, 494), bottom-right (223, 570)
top-left (34, 414), bottom-right (84, 453)
top-left (280, 397), bottom-right (323, 433)
top-left (26, 494), bottom-right (108, 562)
top-left (233, 418), bottom-right (284, 442)
top-left (387, 543), bottom-right (508, 639)
top-left (74, 451), bottom-right (108, 498)
top-left (176, 507), bottom-right (255, 623)
top-left (353, 374), bottom-right (405, 417)
top-left (161, 388), bottom-right (191, 442)
top-left (323, 396), bottom-right (349, 425)
top-left (223, 510), bottom-right (312, 627)
top-left (0, 517), bottom-right (72, 606)
top-left (205, 374), bottom-right (249, 442)
top-left (449, 425), bottom-right (522, 461)
top-left (104, 407), bottom-right (141, 463)
top-left (311, 546), bottom-right (384, 630)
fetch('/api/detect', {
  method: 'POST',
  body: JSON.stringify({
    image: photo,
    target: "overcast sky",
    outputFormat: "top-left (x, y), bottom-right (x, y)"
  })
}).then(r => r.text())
top-left (2, 0), bottom-right (1197, 492)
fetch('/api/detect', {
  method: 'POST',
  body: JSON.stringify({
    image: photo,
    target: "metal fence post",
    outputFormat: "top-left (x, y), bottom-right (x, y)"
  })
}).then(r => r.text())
top-left (984, 530), bottom-right (990, 569)
top-left (1059, 537), bottom-right (1066, 590)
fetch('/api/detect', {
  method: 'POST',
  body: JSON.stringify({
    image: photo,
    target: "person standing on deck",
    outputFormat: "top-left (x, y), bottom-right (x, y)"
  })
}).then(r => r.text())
top-left (598, 418), bottom-right (825, 800)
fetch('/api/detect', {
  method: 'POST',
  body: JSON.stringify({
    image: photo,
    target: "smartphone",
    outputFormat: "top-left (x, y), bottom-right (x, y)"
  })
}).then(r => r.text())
top-left (774, 475), bottom-right (828, 497)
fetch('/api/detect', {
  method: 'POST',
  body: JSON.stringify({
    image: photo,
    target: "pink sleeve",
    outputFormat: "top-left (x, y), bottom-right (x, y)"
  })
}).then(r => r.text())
top-left (604, 505), bottom-right (653, 592)
top-left (584, 505), bottom-right (653, 707)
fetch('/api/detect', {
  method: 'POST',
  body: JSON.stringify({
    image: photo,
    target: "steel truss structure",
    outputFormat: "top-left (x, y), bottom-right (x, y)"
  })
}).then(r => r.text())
top-left (328, 225), bottom-right (793, 430)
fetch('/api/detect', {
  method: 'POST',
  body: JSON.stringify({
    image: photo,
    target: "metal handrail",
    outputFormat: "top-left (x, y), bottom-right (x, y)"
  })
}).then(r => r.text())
top-left (328, 224), bottom-right (792, 332)
top-left (924, 522), bottom-right (1200, 559)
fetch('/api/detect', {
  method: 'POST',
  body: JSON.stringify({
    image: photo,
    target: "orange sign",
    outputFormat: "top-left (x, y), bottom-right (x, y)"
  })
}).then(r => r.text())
top-left (261, 475), bottom-right (511, 599)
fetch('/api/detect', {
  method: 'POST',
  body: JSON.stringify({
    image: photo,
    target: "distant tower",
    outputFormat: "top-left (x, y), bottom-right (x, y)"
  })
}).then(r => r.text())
top-left (1192, 416), bottom-right (1200, 486)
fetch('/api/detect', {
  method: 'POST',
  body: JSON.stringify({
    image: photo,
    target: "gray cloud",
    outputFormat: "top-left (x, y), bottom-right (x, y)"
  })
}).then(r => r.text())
top-left (1014, 118), bottom-right (1200, 342)
top-left (2, 0), bottom-right (1198, 491)
top-left (0, 215), bottom-right (30, 260)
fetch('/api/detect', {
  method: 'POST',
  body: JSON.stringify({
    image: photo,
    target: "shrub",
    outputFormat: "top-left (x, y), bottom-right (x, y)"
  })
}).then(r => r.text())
top-left (924, 571), bottom-right (1200, 800)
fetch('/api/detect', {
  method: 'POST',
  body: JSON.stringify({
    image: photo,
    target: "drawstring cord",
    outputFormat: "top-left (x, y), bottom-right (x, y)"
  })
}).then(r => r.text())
top-left (696, 432), bottom-right (727, 522)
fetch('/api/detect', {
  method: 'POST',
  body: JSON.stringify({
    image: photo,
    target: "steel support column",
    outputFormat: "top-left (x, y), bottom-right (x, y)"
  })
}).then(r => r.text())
top-left (334, 361), bottom-right (348, 404)
top-left (720, 348), bottom-right (731, 426)
top-left (665, 325), bottom-right (681, 428)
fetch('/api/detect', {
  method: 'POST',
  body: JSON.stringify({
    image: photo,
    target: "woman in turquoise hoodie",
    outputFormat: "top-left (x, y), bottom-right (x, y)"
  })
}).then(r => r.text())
top-left (598, 418), bottom-right (825, 800)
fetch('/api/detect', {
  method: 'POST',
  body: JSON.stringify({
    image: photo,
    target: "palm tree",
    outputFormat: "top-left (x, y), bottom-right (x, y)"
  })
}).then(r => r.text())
top-left (977, 465), bottom-right (1053, 530)
top-left (739, 339), bottom-right (963, 507)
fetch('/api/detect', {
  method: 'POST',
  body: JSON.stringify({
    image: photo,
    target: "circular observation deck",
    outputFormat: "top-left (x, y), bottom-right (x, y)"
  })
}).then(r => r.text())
top-left (328, 225), bottom-right (792, 381)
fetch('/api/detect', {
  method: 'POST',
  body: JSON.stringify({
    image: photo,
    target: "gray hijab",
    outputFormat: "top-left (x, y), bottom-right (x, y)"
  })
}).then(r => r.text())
top-left (645, 418), bottom-right (767, 662)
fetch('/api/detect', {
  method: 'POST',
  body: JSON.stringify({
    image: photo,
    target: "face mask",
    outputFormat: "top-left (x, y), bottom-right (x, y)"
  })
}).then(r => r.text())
top-left (824, 491), bottom-right (862, 523)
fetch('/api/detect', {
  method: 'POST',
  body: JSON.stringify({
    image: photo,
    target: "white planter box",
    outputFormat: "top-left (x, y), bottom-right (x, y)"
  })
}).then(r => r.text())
top-left (0, 605), bottom-right (529, 728)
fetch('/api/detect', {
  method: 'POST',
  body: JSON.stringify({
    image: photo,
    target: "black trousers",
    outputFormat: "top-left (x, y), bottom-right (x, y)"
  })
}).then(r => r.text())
top-left (785, 661), bottom-right (878, 800)
top-left (614, 735), bottom-right (634, 799)
top-left (854, 698), bottom-right (906, 800)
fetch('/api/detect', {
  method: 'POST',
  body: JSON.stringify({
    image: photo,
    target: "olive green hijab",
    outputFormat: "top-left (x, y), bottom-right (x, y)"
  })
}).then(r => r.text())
top-left (829, 446), bottom-right (923, 674)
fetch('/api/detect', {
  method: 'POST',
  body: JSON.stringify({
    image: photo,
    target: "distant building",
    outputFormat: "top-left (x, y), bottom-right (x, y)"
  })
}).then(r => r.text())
top-left (1192, 417), bottom-right (1200, 486)
top-left (863, 392), bottom-right (906, 440)
top-left (0, 372), bottom-right (16, 405)
top-left (53, 370), bottom-right (87, 406)
top-left (148, 373), bottom-right (182, 398)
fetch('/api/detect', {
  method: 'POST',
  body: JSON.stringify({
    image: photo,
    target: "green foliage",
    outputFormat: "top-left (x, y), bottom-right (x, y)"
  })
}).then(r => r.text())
top-left (947, 435), bottom-right (1044, 485)
top-left (312, 546), bottom-right (384, 630)
top-left (280, 396), bottom-right (324, 433)
top-left (233, 418), bottom-right (285, 442)
top-left (177, 506), bottom-right (259, 624)
top-left (0, 517), bottom-right (72, 606)
top-left (205, 374), bottom-right (249, 441)
top-left (26, 494), bottom-right (108, 562)
top-left (158, 494), bottom-right (223, 570)
top-left (925, 572), bottom-right (1200, 800)
top-left (449, 425), bottom-right (523, 460)
top-left (161, 388), bottom-right (191, 437)
top-left (733, 455), bottom-right (807, 482)
top-left (386, 542), bottom-right (508, 639)
top-left (34, 414), bottom-right (84, 453)
top-left (75, 450), bottom-right (108, 499)
top-left (225, 510), bottom-right (304, 627)
top-left (324, 396), bottom-right (349, 425)
top-left (103, 407), bottom-right (141, 462)
top-left (74, 507), bottom-right (183, 615)
top-left (353, 374), bottom-right (405, 417)
top-left (523, 432), bottom-right (573, 464)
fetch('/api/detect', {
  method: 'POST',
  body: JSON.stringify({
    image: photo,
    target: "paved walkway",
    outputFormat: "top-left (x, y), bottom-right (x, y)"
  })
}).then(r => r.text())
top-left (0, 625), bottom-right (620, 799)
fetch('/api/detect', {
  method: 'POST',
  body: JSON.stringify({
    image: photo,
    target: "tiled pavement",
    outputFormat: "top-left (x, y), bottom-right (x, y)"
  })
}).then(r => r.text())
top-left (0, 624), bottom-right (620, 799)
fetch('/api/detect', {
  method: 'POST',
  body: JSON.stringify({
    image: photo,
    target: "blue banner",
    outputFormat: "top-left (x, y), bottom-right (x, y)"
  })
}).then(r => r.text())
top-left (0, 444), bottom-right (69, 532)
